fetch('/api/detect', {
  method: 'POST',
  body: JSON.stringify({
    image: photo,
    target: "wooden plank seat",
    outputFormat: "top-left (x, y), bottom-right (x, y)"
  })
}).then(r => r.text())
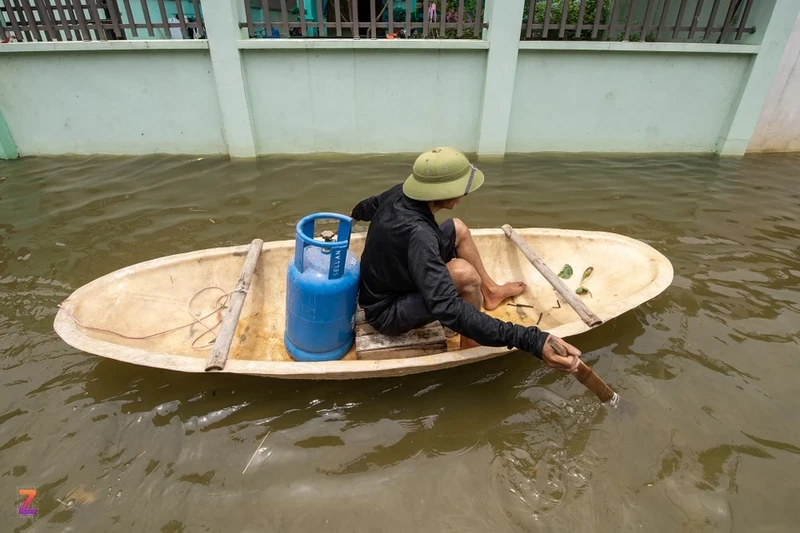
top-left (355, 307), bottom-right (447, 360)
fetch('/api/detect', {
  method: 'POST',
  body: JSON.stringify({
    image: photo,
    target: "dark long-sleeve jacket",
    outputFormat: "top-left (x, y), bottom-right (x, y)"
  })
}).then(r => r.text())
top-left (350, 184), bottom-right (549, 358)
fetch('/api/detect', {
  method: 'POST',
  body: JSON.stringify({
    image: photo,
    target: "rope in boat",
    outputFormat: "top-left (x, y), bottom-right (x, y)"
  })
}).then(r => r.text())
top-left (58, 286), bottom-right (233, 350)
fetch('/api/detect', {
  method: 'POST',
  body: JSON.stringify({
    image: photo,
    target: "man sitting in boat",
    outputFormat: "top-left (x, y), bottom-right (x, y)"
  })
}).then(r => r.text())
top-left (349, 147), bottom-right (581, 372)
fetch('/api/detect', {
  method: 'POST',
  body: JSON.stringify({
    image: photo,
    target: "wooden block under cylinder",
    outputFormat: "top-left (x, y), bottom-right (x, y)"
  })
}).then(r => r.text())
top-left (354, 307), bottom-right (447, 360)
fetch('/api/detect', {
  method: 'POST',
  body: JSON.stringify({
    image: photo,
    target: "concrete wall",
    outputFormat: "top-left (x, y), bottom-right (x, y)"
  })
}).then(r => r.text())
top-left (0, 47), bottom-right (226, 156)
top-left (748, 13), bottom-right (800, 153)
top-left (243, 49), bottom-right (487, 154)
top-left (1, 0), bottom-right (799, 159)
top-left (508, 49), bottom-right (752, 153)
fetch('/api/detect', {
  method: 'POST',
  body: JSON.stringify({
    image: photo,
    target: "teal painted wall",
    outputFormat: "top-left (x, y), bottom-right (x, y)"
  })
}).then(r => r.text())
top-left (0, 0), bottom-right (794, 157)
top-left (506, 50), bottom-right (752, 153)
top-left (242, 49), bottom-right (487, 154)
top-left (0, 45), bottom-right (764, 157)
top-left (0, 51), bottom-right (225, 156)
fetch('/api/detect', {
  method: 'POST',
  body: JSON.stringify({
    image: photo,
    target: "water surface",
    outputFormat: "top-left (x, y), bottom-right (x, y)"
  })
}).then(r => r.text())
top-left (1, 153), bottom-right (799, 532)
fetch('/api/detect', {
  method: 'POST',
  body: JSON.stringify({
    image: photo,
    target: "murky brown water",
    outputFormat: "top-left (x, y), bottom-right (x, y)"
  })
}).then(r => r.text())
top-left (1, 152), bottom-right (799, 532)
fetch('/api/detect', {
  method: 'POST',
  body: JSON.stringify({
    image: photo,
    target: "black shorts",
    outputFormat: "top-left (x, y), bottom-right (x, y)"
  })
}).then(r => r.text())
top-left (376, 218), bottom-right (457, 336)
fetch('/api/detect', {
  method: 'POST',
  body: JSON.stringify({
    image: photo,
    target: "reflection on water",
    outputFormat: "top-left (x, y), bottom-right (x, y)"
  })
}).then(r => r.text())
top-left (1, 153), bottom-right (799, 531)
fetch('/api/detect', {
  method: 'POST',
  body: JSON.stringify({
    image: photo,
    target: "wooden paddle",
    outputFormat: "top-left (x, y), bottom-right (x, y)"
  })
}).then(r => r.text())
top-left (547, 335), bottom-right (617, 404)
top-left (501, 224), bottom-right (619, 406)
top-left (205, 239), bottom-right (263, 372)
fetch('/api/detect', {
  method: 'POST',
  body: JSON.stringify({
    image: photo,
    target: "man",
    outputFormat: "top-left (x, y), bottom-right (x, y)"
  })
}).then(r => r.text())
top-left (349, 147), bottom-right (581, 372)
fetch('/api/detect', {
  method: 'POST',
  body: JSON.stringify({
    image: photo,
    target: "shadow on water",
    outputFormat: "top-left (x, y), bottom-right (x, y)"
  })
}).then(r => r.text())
top-left (80, 349), bottom-right (576, 427)
top-left (77, 338), bottom-right (622, 457)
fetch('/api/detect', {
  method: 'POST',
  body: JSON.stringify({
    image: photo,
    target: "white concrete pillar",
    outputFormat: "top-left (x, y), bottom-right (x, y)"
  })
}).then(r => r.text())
top-left (749, 12), bottom-right (800, 152)
top-left (203, 0), bottom-right (257, 159)
top-left (476, 0), bottom-right (525, 157)
top-left (717, 0), bottom-right (800, 156)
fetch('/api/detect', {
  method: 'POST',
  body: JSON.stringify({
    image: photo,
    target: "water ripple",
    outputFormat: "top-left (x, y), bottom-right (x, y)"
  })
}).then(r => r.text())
top-left (1, 153), bottom-right (799, 531)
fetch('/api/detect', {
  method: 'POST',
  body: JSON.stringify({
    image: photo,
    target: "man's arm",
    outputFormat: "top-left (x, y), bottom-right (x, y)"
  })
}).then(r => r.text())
top-left (407, 227), bottom-right (549, 357)
top-left (350, 184), bottom-right (402, 222)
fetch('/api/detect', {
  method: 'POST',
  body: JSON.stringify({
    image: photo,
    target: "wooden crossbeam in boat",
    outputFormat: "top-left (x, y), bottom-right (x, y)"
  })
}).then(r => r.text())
top-left (355, 307), bottom-right (447, 360)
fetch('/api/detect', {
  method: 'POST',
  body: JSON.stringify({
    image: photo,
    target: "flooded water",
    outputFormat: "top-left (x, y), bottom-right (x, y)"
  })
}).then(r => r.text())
top-left (1, 152), bottom-right (799, 532)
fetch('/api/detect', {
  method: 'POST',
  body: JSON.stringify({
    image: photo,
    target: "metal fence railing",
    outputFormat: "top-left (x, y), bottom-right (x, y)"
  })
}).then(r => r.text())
top-left (521, 0), bottom-right (755, 43)
top-left (240, 0), bottom-right (487, 39)
top-left (0, 0), bottom-right (205, 42)
top-left (0, 0), bottom-right (759, 44)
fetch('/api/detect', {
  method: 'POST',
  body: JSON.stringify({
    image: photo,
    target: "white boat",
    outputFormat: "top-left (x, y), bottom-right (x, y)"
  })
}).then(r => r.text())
top-left (53, 226), bottom-right (673, 380)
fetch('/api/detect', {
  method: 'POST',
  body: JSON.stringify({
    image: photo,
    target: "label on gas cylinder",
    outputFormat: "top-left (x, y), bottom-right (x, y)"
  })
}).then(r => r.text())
top-left (330, 249), bottom-right (343, 276)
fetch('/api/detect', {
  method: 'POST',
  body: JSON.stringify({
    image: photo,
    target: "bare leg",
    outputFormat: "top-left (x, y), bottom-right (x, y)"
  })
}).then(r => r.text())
top-left (446, 259), bottom-right (483, 349)
top-left (452, 218), bottom-right (526, 310)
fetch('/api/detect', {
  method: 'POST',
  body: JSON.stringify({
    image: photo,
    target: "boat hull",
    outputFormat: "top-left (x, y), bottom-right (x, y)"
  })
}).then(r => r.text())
top-left (53, 227), bottom-right (673, 379)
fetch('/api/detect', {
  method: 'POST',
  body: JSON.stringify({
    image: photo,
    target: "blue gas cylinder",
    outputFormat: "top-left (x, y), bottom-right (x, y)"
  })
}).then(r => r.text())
top-left (284, 212), bottom-right (360, 362)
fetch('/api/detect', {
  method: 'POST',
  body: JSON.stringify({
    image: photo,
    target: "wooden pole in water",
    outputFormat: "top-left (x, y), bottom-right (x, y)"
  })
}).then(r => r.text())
top-left (501, 224), bottom-right (617, 404)
top-left (205, 239), bottom-right (264, 372)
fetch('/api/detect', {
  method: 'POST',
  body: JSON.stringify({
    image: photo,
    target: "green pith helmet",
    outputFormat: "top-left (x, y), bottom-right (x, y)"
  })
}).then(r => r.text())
top-left (403, 147), bottom-right (485, 201)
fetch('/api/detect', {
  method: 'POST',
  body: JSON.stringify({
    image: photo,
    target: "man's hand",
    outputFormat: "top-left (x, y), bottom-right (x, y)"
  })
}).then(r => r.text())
top-left (540, 334), bottom-right (581, 373)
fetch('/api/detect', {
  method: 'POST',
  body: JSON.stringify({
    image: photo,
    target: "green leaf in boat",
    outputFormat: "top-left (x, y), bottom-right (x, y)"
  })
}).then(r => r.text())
top-left (576, 286), bottom-right (592, 297)
top-left (558, 264), bottom-right (573, 279)
top-left (581, 266), bottom-right (594, 282)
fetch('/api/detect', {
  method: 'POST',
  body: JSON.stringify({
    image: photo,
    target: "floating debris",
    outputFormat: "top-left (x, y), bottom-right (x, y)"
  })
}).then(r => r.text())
top-left (58, 484), bottom-right (98, 508)
top-left (243, 430), bottom-right (271, 474)
top-left (557, 264), bottom-right (573, 279)
top-left (55, 498), bottom-right (71, 508)
top-left (576, 266), bottom-right (594, 297)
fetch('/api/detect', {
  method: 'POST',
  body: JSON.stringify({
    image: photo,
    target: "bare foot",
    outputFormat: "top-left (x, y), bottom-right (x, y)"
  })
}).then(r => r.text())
top-left (482, 282), bottom-right (527, 310)
top-left (460, 336), bottom-right (481, 349)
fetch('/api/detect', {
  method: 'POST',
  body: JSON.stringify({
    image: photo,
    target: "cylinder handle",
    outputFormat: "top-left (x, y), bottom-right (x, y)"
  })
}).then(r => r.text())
top-left (293, 212), bottom-right (353, 279)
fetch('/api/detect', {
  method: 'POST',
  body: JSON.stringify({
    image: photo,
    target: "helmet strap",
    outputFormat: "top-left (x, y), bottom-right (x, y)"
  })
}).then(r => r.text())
top-left (463, 165), bottom-right (477, 196)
